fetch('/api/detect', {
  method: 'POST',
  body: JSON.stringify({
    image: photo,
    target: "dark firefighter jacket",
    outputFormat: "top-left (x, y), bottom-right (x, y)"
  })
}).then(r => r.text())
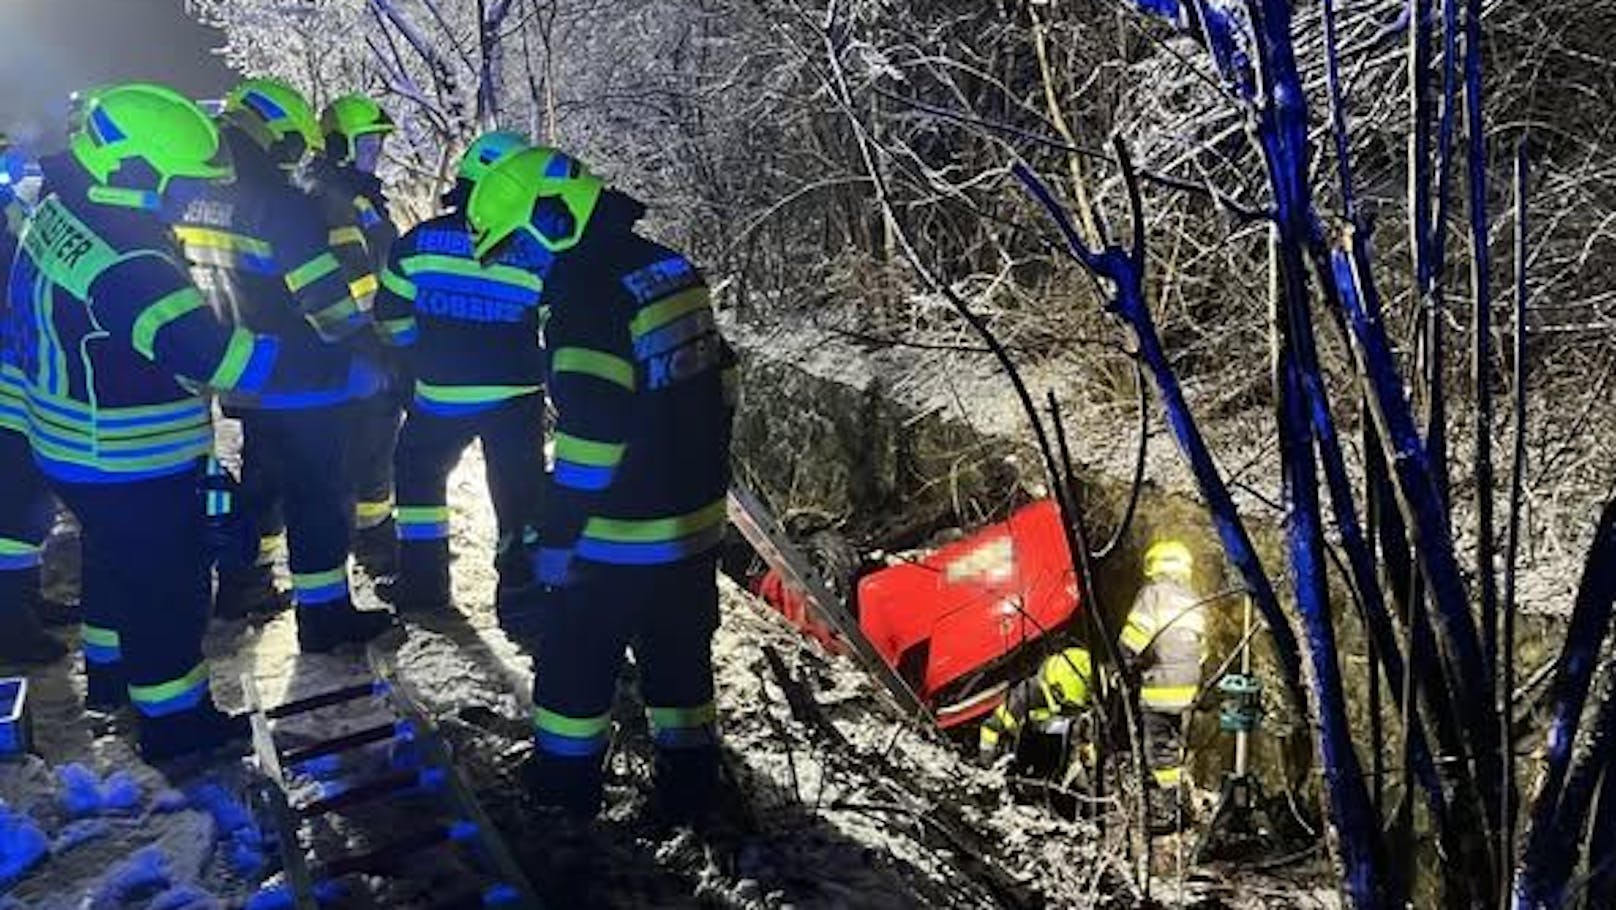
top-left (374, 210), bottom-right (548, 413)
top-left (0, 188), bottom-right (24, 437)
top-left (536, 190), bottom-right (739, 576)
top-left (171, 129), bottom-right (379, 410)
top-left (299, 159), bottom-right (398, 316)
top-left (0, 158), bottom-right (358, 483)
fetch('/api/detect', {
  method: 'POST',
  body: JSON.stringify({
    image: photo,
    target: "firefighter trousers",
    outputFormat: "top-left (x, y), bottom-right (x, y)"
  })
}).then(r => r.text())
top-left (53, 466), bottom-right (214, 718)
top-left (392, 394), bottom-right (544, 596)
top-left (237, 407), bottom-right (356, 614)
top-left (0, 430), bottom-right (53, 625)
top-left (349, 389), bottom-right (403, 535)
top-left (530, 554), bottom-right (722, 817)
top-left (1143, 709), bottom-right (1186, 787)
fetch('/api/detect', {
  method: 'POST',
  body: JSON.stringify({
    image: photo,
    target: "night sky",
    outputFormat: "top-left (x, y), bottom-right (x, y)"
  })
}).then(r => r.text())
top-left (1, 0), bottom-right (235, 145)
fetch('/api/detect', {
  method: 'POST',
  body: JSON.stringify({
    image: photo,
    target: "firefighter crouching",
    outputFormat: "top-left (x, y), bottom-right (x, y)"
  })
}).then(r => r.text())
top-left (978, 647), bottom-right (1095, 772)
top-left (1122, 540), bottom-right (1206, 833)
top-left (0, 84), bottom-right (370, 759)
top-left (467, 146), bottom-right (739, 822)
top-left (373, 130), bottom-right (546, 615)
top-left (305, 94), bottom-right (405, 576)
top-left (171, 78), bottom-right (395, 651)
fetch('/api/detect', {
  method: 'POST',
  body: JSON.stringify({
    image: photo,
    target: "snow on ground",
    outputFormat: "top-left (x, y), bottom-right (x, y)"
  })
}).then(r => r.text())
top-left (2, 442), bottom-right (1336, 908)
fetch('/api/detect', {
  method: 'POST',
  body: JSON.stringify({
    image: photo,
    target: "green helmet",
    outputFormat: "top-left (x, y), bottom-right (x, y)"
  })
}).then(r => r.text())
top-left (468, 146), bottom-right (603, 259)
top-left (223, 78), bottom-right (323, 167)
top-left (457, 130), bottom-right (530, 185)
top-left (321, 94), bottom-right (395, 166)
top-left (70, 83), bottom-right (233, 198)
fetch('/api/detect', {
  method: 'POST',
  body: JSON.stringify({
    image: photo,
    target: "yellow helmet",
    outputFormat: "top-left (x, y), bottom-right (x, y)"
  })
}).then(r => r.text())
top-left (1144, 540), bottom-right (1194, 581)
top-left (223, 78), bottom-right (323, 168)
top-left (467, 146), bottom-right (603, 258)
top-left (1041, 647), bottom-right (1094, 708)
top-left (70, 83), bottom-right (233, 200)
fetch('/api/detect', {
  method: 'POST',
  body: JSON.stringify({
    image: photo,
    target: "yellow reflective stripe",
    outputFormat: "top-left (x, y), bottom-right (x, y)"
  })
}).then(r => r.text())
top-left (1140, 685), bottom-right (1198, 709)
top-left (553, 432), bottom-right (625, 468)
top-left (647, 703), bottom-right (717, 731)
top-left (1153, 766), bottom-right (1184, 787)
top-left (979, 726), bottom-right (1001, 747)
top-left (396, 506), bottom-right (450, 523)
top-left (173, 226), bottom-right (272, 258)
top-left (532, 708), bottom-right (611, 738)
top-left (82, 625), bottom-right (121, 648)
top-left (414, 381), bottom-right (540, 404)
top-left (583, 499), bottom-right (728, 545)
top-left (209, 329), bottom-right (258, 389)
top-left (131, 289), bottom-right (205, 359)
top-left (128, 663), bottom-right (209, 705)
top-left (629, 286), bottom-right (710, 340)
top-left (292, 567), bottom-right (347, 589)
top-left (356, 498), bottom-right (394, 523)
top-left (400, 254), bottom-right (544, 292)
top-left (307, 297), bottom-right (361, 331)
top-left (285, 252), bottom-right (342, 293)
top-left (380, 266), bottom-right (417, 300)
top-left (552, 347), bottom-right (634, 391)
top-left (1120, 623), bottom-right (1154, 654)
top-left (349, 274), bottom-right (379, 302)
top-left (329, 225), bottom-right (366, 248)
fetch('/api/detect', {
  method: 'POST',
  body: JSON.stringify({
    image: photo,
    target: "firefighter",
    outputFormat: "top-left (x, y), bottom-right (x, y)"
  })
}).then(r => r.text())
top-left (0, 83), bottom-right (366, 758)
top-left (304, 93), bottom-right (404, 576)
top-left (1121, 540), bottom-right (1206, 833)
top-left (467, 147), bottom-right (739, 821)
top-left (0, 136), bottom-right (68, 666)
top-left (171, 77), bottom-right (395, 651)
top-left (372, 130), bottom-right (544, 614)
top-left (977, 646), bottom-right (1094, 766)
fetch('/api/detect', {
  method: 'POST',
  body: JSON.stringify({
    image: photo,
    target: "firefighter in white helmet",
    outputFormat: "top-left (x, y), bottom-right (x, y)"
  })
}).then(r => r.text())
top-left (1121, 540), bottom-right (1206, 833)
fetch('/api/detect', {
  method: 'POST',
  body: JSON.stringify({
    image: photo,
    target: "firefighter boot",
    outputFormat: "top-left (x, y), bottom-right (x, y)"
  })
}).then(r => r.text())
top-left (374, 540), bottom-right (452, 614)
top-left (352, 519), bottom-right (399, 578)
top-left (0, 567), bottom-right (67, 664)
top-left (652, 747), bottom-right (720, 828)
top-left (214, 564), bottom-right (292, 621)
top-left (523, 753), bottom-right (606, 820)
top-left (138, 703), bottom-right (251, 763)
top-left (296, 600), bottom-right (398, 654)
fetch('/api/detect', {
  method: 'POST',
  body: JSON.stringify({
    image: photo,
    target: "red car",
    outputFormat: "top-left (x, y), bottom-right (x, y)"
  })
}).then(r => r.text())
top-left (753, 499), bottom-right (1084, 728)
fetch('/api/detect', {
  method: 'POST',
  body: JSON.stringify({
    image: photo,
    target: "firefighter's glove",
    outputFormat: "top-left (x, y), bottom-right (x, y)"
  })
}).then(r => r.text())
top-left (533, 546), bottom-right (576, 589)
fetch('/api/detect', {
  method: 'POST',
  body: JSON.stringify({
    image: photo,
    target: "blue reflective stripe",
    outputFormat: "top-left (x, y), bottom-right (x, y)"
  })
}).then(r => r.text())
top-left (84, 642), bottom-right (121, 665)
top-left (412, 272), bottom-right (538, 304)
top-left (413, 397), bottom-right (500, 417)
top-left (24, 392), bottom-right (206, 430)
top-left (575, 526), bottom-right (725, 566)
top-left (295, 581), bottom-right (348, 605)
top-left (554, 461), bottom-right (614, 492)
top-left (34, 455), bottom-right (196, 484)
top-left (632, 308), bottom-right (717, 361)
top-left (534, 729), bottom-right (608, 758)
top-left (654, 726), bottom-right (718, 750)
top-left (234, 336), bottom-right (280, 394)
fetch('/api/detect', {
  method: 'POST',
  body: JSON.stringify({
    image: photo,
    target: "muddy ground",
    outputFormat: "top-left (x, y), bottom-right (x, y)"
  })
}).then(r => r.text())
top-left (0, 440), bottom-right (1339, 909)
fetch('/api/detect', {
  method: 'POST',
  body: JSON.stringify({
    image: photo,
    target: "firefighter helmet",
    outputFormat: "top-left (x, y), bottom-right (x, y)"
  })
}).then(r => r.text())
top-left (1144, 540), bottom-right (1194, 581)
top-left (321, 94), bottom-right (395, 167)
top-left (70, 83), bottom-right (233, 197)
top-left (467, 146), bottom-right (603, 258)
top-left (457, 130), bottom-right (530, 185)
top-left (223, 78), bottom-right (323, 168)
top-left (1040, 647), bottom-right (1094, 708)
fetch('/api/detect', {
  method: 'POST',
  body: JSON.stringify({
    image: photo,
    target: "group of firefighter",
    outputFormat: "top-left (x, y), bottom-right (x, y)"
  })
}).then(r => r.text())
top-left (978, 540), bottom-right (1207, 834)
top-left (0, 79), bottom-right (736, 822)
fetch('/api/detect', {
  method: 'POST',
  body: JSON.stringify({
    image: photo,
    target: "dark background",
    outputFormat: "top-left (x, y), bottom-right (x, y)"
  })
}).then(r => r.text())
top-left (1, 0), bottom-right (233, 145)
